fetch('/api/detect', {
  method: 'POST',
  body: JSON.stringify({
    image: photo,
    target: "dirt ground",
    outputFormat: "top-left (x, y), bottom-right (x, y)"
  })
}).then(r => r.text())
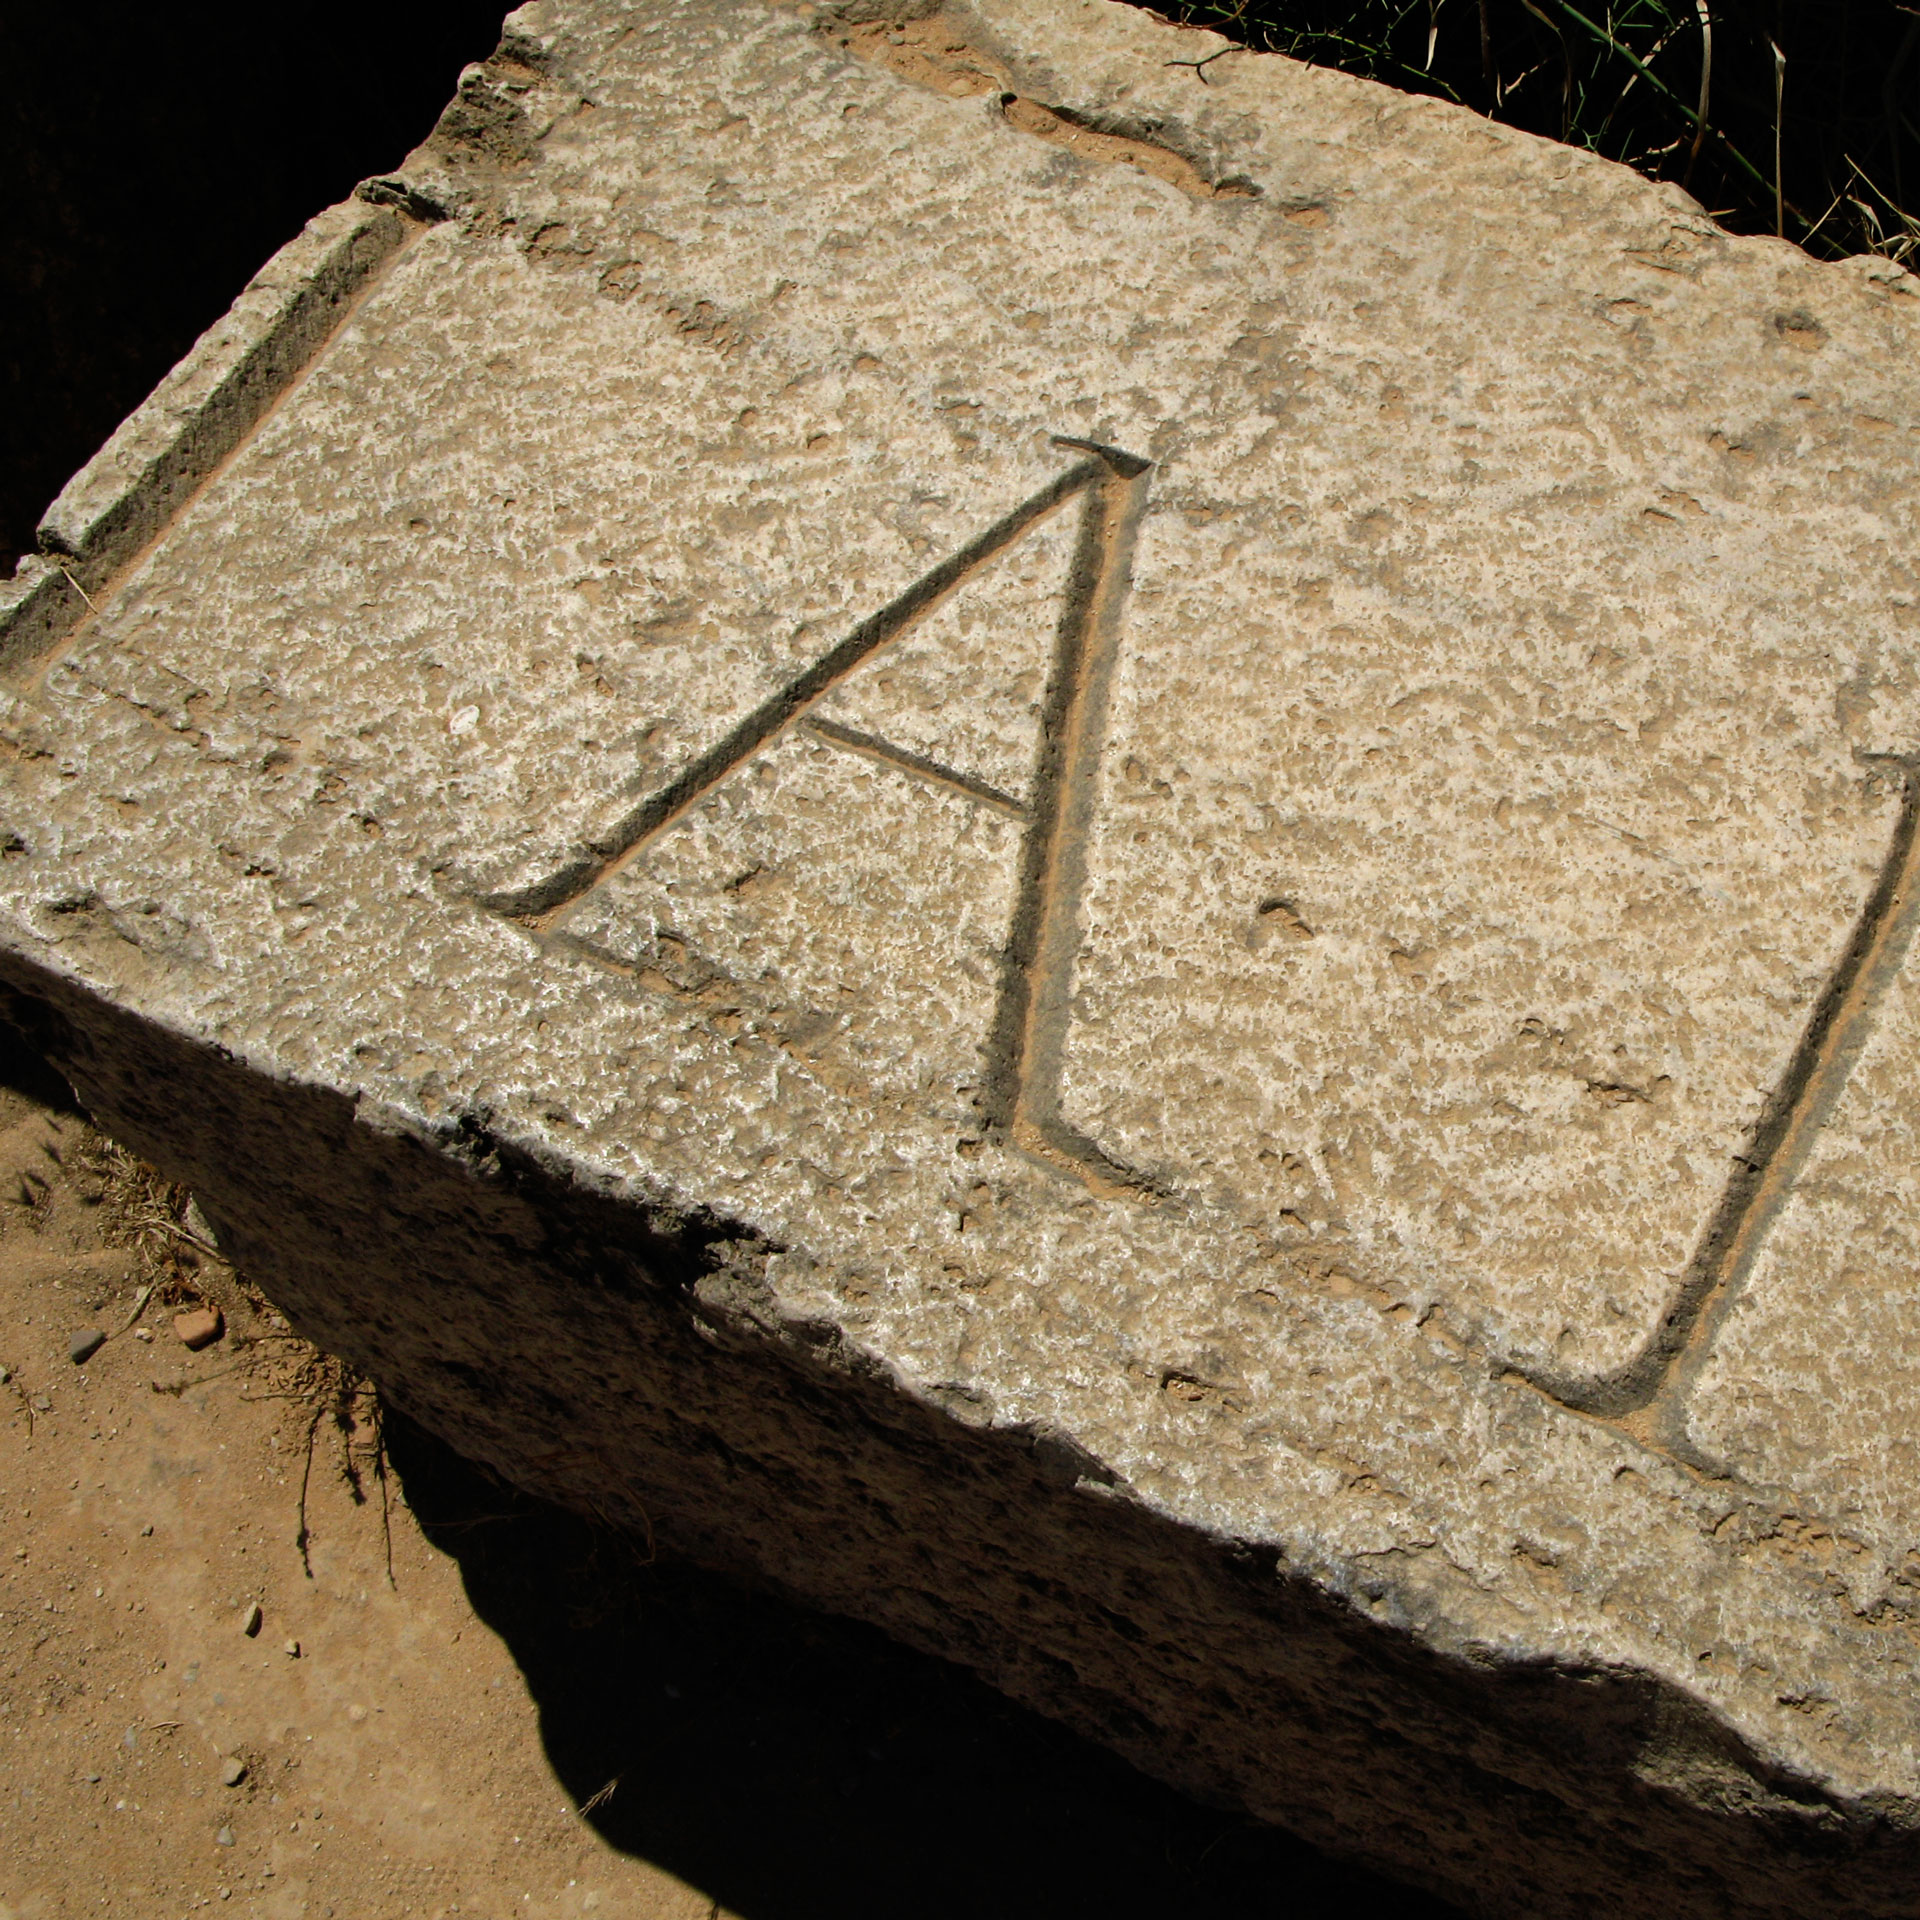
top-left (0, 1039), bottom-right (1455, 1920)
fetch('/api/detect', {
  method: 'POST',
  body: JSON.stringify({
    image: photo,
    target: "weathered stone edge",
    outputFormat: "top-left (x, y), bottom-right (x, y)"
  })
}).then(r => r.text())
top-left (5, 943), bottom-right (1917, 1920)
top-left (0, 195), bottom-right (420, 675)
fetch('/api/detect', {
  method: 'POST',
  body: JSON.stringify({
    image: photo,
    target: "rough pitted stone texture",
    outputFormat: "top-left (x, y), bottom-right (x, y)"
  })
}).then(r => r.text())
top-left (6, 1), bottom-right (1920, 1910)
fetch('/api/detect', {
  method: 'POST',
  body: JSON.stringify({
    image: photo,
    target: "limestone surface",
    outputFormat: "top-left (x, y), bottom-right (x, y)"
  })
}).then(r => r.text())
top-left (6, 1), bottom-right (1920, 1910)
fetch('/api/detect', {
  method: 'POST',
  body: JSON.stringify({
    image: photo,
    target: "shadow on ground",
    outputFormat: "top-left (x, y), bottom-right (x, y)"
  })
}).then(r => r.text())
top-left (385, 1410), bottom-right (1464, 1920)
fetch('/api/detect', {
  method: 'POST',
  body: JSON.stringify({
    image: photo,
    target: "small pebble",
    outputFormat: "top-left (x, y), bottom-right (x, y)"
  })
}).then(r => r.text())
top-left (69, 1329), bottom-right (105, 1365)
top-left (139, 1523), bottom-right (153, 1537)
top-left (32, 1395), bottom-right (50, 1412)
top-left (215, 1824), bottom-right (234, 1848)
top-left (283, 1638), bottom-right (301, 1659)
top-left (85, 1771), bottom-right (100, 1783)
top-left (133, 1327), bottom-right (153, 1343)
top-left (219, 1756), bottom-right (247, 1787)
top-left (240, 1601), bottom-right (262, 1637)
top-left (0, 1362), bottom-right (10, 1383)
top-left (172, 1306), bottom-right (223, 1351)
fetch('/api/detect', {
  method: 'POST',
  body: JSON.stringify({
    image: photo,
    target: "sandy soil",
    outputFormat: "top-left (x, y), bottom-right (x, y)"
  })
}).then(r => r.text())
top-left (0, 1068), bottom-right (728, 1920)
top-left (0, 1049), bottom-right (1454, 1920)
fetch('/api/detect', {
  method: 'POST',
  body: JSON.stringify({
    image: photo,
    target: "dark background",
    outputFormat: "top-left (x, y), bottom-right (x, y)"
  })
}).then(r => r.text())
top-left (0, 0), bottom-right (506, 570)
top-left (1162, 1), bottom-right (1920, 263)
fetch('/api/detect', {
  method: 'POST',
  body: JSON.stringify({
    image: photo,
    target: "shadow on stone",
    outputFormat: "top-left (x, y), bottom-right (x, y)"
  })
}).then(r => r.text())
top-left (384, 1409), bottom-right (1461, 1920)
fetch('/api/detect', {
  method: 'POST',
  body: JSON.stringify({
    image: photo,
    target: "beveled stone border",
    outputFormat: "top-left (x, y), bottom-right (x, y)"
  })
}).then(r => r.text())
top-left (0, 190), bottom-right (431, 677)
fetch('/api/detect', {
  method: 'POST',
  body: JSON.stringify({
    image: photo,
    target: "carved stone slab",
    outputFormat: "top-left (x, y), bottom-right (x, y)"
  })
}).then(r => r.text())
top-left (6, 1), bottom-right (1920, 1909)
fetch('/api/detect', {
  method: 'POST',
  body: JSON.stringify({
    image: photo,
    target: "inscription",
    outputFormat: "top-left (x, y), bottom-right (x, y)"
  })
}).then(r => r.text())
top-left (1629, 757), bottom-right (1920, 1455)
top-left (799, 716), bottom-right (1026, 820)
top-left (481, 450), bottom-right (1920, 1489)
top-left (480, 445), bottom-right (1121, 924)
top-left (482, 438), bottom-right (1153, 1196)
top-left (1476, 756), bottom-right (1920, 1451)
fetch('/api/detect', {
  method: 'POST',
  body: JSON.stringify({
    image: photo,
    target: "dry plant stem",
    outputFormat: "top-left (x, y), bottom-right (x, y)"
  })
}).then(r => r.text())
top-left (1685, 0), bottom-right (1712, 188)
top-left (53, 566), bottom-right (97, 614)
top-left (296, 1402), bottom-right (324, 1577)
top-left (1608, 18), bottom-right (1684, 116)
top-left (373, 1398), bottom-right (397, 1590)
top-left (1772, 36), bottom-right (1787, 235)
top-left (579, 1776), bottom-right (621, 1816)
top-left (1799, 183), bottom-right (1854, 251)
top-left (144, 1216), bottom-right (219, 1259)
top-left (1845, 156), bottom-right (1920, 264)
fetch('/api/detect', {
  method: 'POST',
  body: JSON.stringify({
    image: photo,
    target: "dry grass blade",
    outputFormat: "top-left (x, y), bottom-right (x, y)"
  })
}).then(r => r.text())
top-left (1149, 0), bottom-right (1907, 260)
top-left (579, 1776), bottom-right (621, 1815)
top-left (1772, 35), bottom-right (1788, 234)
top-left (1685, 0), bottom-right (1712, 185)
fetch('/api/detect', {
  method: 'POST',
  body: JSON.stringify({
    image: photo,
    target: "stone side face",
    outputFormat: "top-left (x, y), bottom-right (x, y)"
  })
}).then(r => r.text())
top-left (7, 0), bottom-right (1920, 1910)
top-left (7, 956), bottom-right (1912, 1920)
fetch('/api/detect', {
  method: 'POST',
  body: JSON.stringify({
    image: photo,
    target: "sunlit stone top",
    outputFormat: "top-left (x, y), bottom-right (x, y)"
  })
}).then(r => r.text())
top-left (8, 0), bottom-right (1920, 1827)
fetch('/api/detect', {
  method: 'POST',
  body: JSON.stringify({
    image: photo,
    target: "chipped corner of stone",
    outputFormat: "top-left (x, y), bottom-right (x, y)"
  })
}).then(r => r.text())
top-left (0, 556), bottom-right (79, 678)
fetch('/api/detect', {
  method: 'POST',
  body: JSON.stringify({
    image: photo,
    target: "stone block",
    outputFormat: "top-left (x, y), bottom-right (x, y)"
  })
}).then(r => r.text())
top-left (5, 0), bottom-right (1920, 1909)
